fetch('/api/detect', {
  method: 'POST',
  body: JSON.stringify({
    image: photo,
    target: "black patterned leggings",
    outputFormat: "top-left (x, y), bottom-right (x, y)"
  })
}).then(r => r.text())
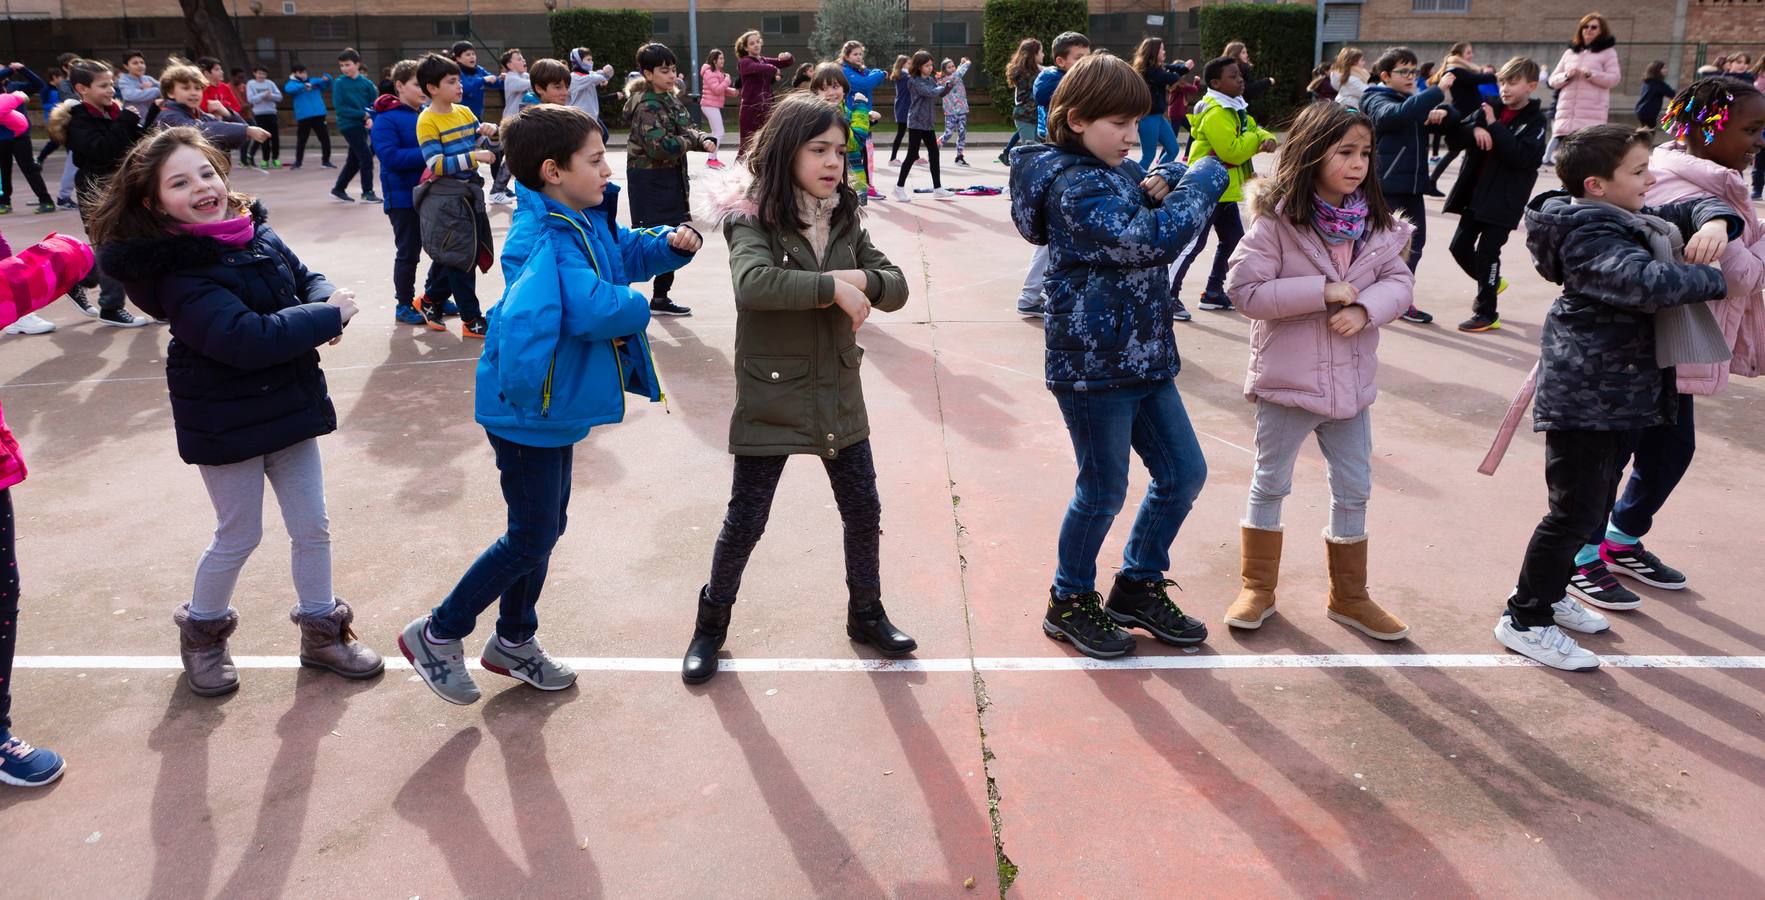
top-left (706, 440), bottom-right (882, 605)
top-left (0, 489), bottom-right (19, 735)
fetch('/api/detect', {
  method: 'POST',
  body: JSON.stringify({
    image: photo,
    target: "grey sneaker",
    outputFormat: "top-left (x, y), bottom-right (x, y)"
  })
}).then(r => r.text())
top-left (481, 636), bottom-right (577, 691)
top-left (398, 616), bottom-right (480, 705)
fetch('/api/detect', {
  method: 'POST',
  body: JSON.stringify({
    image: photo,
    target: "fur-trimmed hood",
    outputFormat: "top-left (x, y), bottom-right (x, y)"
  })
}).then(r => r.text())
top-left (97, 201), bottom-right (271, 319)
top-left (46, 98), bottom-right (78, 144)
top-left (691, 164), bottom-right (759, 228)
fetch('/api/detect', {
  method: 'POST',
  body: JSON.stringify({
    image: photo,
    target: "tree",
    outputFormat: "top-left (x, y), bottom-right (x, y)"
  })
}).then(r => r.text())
top-left (179, 0), bottom-right (248, 73)
top-left (809, 0), bottom-right (911, 69)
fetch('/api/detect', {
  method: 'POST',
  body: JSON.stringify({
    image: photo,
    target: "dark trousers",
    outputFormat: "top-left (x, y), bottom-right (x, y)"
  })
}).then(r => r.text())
top-left (1449, 218), bottom-right (1513, 319)
top-left (251, 113), bottom-right (280, 164)
top-left (897, 128), bottom-right (942, 188)
top-left (0, 133), bottom-right (52, 206)
top-left (652, 270), bottom-right (675, 300)
top-left (890, 121), bottom-right (909, 158)
top-left (1586, 393), bottom-right (1696, 544)
top-left (1754, 155), bottom-right (1765, 196)
top-left (430, 434), bottom-right (572, 643)
top-left (34, 139), bottom-right (56, 167)
top-left (334, 128), bottom-right (374, 194)
top-left (0, 490), bottom-right (18, 735)
top-left (423, 262), bottom-right (482, 321)
top-left (1388, 192), bottom-right (1428, 272)
top-left (293, 115), bottom-right (331, 166)
top-left (1428, 147), bottom-right (1461, 190)
top-left (706, 439), bottom-right (883, 605)
top-left (77, 214), bottom-right (128, 313)
top-left (386, 208), bottom-right (424, 306)
top-left (1510, 429), bottom-right (1635, 626)
top-left (1171, 200), bottom-right (1244, 298)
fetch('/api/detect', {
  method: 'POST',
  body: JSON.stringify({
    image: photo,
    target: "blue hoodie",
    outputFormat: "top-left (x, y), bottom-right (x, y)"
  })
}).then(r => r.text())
top-left (284, 73), bottom-right (332, 121)
top-left (1009, 143), bottom-right (1227, 391)
top-left (842, 62), bottom-right (886, 107)
top-left (1032, 66), bottom-right (1065, 139)
top-left (474, 181), bottom-right (694, 447)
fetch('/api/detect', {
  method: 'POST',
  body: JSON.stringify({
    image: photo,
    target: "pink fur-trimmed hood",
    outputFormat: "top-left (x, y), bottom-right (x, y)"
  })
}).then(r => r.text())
top-left (691, 164), bottom-right (759, 228)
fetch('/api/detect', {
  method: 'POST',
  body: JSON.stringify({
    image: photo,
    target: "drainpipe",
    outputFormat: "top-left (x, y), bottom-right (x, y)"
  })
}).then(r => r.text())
top-left (1670, 0), bottom-right (1688, 81)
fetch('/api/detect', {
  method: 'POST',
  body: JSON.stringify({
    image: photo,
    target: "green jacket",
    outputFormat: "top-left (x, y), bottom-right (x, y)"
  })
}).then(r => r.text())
top-left (625, 89), bottom-right (712, 169)
top-left (723, 210), bottom-right (907, 457)
top-left (1187, 97), bottom-right (1274, 203)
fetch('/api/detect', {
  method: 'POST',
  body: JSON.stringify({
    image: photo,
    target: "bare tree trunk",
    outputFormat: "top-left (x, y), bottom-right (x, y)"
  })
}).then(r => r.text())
top-left (179, 0), bottom-right (248, 72)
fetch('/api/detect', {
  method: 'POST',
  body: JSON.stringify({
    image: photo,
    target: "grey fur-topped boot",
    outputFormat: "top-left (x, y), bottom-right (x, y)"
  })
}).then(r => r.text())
top-left (174, 602), bottom-right (240, 696)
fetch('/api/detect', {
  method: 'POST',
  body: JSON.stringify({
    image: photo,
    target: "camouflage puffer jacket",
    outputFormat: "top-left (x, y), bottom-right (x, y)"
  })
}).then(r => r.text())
top-left (1524, 190), bottom-right (1737, 432)
top-left (1009, 142), bottom-right (1227, 391)
top-left (625, 88), bottom-right (712, 169)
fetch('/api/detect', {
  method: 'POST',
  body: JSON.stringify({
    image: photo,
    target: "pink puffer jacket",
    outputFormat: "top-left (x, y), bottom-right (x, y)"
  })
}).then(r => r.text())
top-left (1225, 208), bottom-right (1415, 419)
top-left (1548, 45), bottom-right (1621, 135)
top-left (1645, 142), bottom-right (1765, 394)
top-left (700, 65), bottom-right (737, 108)
top-left (0, 229), bottom-right (97, 490)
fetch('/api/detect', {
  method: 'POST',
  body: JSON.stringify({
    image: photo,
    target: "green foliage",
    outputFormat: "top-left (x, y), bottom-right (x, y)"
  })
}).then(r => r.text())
top-left (809, 0), bottom-right (911, 70)
top-left (981, 0), bottom-right (1087, 91)
top-left (547, 8), bottom-right (651, 126)
top-left (1198, 3), bottom-right (1318, 128)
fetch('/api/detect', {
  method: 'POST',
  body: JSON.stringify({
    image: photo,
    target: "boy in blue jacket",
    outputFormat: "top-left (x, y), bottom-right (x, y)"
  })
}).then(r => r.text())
top-left (370, 59), bottom-right (448, 326)
top-left (284, 63), bottom-right (333, 168)
top-left (450, 41), bottom-right (499, 121)
top-left (1361, 46), bottom-right (1453, 323)
top-left (400, 104), bottom-right (701, 705)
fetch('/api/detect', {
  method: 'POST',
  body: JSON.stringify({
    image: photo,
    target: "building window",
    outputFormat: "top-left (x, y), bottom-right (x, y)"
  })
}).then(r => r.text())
top-left (652, 14), bottom-right (671, 34)
top-left (123, 20), bottom-right (156, 41)
top-left (311, 18), bottom-right (349, 40)
top-left (930, 22), bottom-right (968, 45)
top-left (762, 15), bottom-right (801, 35)
top-left (1087, 13), bottom-right (1130, 33)
top-left (1412, 0), bottom-right (1469, 11)
top-left (435, 18), bottom-right (469, 38)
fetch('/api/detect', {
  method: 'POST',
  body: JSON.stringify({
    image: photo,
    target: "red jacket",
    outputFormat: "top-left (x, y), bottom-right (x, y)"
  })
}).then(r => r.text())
top-left (1166, 80), bottom-right (1200, 124)
top-left (0, 229), bottom-right (96, 489)
top-left (202, 83), bottom-right (241, 113)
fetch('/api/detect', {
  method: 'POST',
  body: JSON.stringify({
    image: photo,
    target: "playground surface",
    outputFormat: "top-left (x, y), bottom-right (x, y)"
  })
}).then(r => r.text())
top-left (1, 149), bottom-right (1763, 897)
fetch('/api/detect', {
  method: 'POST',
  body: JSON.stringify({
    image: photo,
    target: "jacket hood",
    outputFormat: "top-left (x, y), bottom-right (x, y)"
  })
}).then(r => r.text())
top-left (693, 164), bottom-right (759, 228)
top-left (1009, 142), bottom-right (1108, 245)
top-left (372, 94), bottom-right (407, 114)
top-left (1523, 190), bottom-right (1628, 285)
top-left (1572, 34), bottom-right (1617, 53)
top-left (507, 180), bottom-right (623, 245)
top-left (1649, 142), bottom-right (1758, 241)
top-left (46, 98), bottom-right (80, 144)
top-left (98, 202), bottom-right (270, 284)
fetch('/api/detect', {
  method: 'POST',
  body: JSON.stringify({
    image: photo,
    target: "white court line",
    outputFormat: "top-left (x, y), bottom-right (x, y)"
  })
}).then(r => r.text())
top-left (15, 654), bottom-right (1765, 672)
top-left (4, 356), bottom-right (476, 390)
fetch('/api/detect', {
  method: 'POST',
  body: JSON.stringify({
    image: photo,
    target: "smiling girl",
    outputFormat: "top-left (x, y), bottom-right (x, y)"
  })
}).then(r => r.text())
top-left (90, 127), bottom-right (381, 697)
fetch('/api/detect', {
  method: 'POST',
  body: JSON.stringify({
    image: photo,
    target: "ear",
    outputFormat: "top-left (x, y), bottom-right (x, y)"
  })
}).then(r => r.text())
top-left (1066, 113), bottom-right (1088, 136)
top-left (1583, 175), bottom-right (1606, 199)
top-left (540, 157), bottom-right (562, 186)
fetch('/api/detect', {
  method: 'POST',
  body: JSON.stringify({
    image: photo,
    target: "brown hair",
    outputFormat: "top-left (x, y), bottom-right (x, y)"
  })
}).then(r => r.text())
top-left (160, 63), bottom-right (208, 95)
top-left (908, 50), bottom-right (935, 78)
top-left (1222, 41), bottom-right (1247, 61)
top-left (1571, 13), bottom-right (1613, 50)
top-left (808, 62), bottom-right (849, 96)
top-left (529, 58), bottom-right (569, 92)
top-left (840, 40), bottom-right (864, 62)
top-left (1333, 47), bottom-right (1363, 80)
top-left (1556, 124), bottom-right (1650, 197)
top-left (743, 92), bottom-right (857, 233)
top-left (390, 58), bottom-right (419, 86)
top-left (1251, 101), bottom-right (1394, 235)
top-left (86, 127), bottom-right (252, 246)
top-left (1047, 52), bottom-right (1154, 149)
top-left (1132, 37), bottom-right (1164, 77)
top-left (503, 104), bottom-right (601, 192)
top-left (1497, 56), bottom-right (1541, 83)
top-left (735, 30), bottom-right (761, 59)
top-left (1008, 38), bottom-right (1043, 87)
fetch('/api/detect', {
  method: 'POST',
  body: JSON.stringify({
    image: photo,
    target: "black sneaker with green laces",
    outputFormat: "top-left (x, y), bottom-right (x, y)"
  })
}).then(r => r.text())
top-left (1103, 575), bottom-right (1209, 645)
top-left (1043, 589), bottom-right (1137, 659)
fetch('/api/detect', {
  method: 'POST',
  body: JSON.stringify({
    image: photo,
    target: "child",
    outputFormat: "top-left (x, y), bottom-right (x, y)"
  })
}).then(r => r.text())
top-left (939, 57), bottom-right (973, 166)
top-left (893, 51), bottom-right (966, 201)
top-left (1308, 63), bottom-right (1337, 103)
top-left (245, 65), bottom-right (283, 168)
top-left (566, 48), bottom-right (615, 124)
top-left (1445, 57), bottom-right (1548, 333)
top-left (449, 41), bottom-right (499, 121)
top-left (1330, 48), bottom-right (1369, 111)
top-left (0, 226), bottom-right (92, 784)
top-left (370, 58), bottom-right (445, 327)
top-left (489, 48), bottom-right (531, 204)
top-left (888, 54), bottom-right (911, 162)
top-left (1572, 80), bottom-right (1765, 605)
top-left (1009, 53), bottom-right (1228, 659)
top-left (402, 104), bottom-right (699, 704)
top-left (1361, 46), bottom-right (1452, 323)
top-left (1004, 39), bottom-right (1043, 163)
top-left (195, 57), bottom-right (241, 119)
top-left (682, 92), bottom-right (910, 684)
top-left (529, 57), bottom-right (572, 107)
top-left (1424, 42), bottom-right (1497, 195)
top-left (840, 41), bottom-right (887, 111)
top-left (1170, 56), bottom-right (1277, 313)
top-left (283, 63), bottom-right (333, 169)
top-left (812, 65), bottom-right (878, 206)
top-left (116, 50), bottom-right (159, 120)
top-left (1131, 38), bottom-right (1191, 170)
top-left (412, 53), bottom-right (497, 338)
top-left (0, 63), bottom-right (56, 214)
top-left (153, 63), bottom-right (265, 152)
top-left (700, 49), bottom-right (740, 170)
top-left (1495, 124), bottom-right (1738, 670)
top-left (48, 57), bottom-right (154, 326)
top-left (1016, 32), bottom-right (1090, 318)
top-left (331, 48), bottom-right (379, 204)
top-left (1635, 60), bottom-right (1674, 130)
top-left (625, 42), bottom-right (716, 317)
top-left (734, 31), bottom-right (791, 155)
top-left (1221, 101), bottom-right (1417, 640)
top-left (90, 128), bottom-right (383, 695)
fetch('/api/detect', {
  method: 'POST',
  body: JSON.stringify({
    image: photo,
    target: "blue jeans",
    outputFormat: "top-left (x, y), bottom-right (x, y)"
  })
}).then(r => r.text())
top-left (1136, 114), bottom-right (1181, 169)
top-left (1052, 379), bottom-right (1208, 595)
top-left (424, 261), bottom-right (482, 321)
top-left (430, 434), bottom-right (573, 643)
top-left (1586, 393), bottom-right (1695, 543)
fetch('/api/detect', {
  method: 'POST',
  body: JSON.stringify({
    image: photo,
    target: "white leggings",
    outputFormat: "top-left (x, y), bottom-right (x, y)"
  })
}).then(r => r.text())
top-left (189, 438), bottom-right (335, 619)
top-left (702, 106), bottom-right (725, 160)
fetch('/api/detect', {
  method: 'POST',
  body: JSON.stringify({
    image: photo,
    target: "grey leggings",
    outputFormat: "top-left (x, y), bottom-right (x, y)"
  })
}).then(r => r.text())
top-left (1245, 401), bottom-right (1373, 539)
top-left (189, 438), bottom-right (335, 619)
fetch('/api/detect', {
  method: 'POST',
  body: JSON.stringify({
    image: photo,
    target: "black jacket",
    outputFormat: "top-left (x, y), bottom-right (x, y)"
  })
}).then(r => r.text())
top-left (1238, 62), bottom-right (1274, 102)
top-left (1141, 63), bottom-right (1190, 117)
top-left (62, 102), bottom-right (149, 203)
top-left (1524, 191), bottom-right (1737, 433)
top-left (1443, 99), bottom-right (1549, 229)
top-left (98, 204), bottom-right (345, 466)
top-left (1634, 76), bottom-right (1675, 127)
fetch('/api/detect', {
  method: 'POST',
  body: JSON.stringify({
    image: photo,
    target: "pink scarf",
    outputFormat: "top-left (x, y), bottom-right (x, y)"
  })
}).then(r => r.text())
top-left (177, 213), bottom-right (254, 247)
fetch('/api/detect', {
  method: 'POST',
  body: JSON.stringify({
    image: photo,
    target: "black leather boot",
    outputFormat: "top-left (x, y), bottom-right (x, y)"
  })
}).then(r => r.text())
top-left (846, 582), bottom-right (918, 655)
top-left (682, 585), bottom-right (732, 685)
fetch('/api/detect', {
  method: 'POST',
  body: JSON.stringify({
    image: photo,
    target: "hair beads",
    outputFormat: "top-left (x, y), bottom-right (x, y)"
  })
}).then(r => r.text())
top-left (1662, 83), bottom-right (1735, 144)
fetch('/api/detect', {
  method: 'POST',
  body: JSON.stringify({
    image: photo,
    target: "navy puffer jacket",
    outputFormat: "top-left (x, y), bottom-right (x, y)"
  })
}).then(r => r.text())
top-left (1361, 83), bottom-right (1449, 196)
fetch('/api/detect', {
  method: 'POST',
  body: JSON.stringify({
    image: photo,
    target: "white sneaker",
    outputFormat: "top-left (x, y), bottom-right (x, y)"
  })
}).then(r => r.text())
top-left (3, 313), bottom-right (55, 335)
top-left (1494, 615), bottom-right (1601, 671)
top-left (1550, 596), bottom-right (1610, 634)
top-left (932, 187), bottom-right (955, 200)
top-left (891, 186), bottom-right (911, 202)
top-left (487, 191), bottom-right (515, 206)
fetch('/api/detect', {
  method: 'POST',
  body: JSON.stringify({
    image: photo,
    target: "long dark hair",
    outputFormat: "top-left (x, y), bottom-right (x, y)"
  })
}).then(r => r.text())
top-left (1131, 38), bottom-right (1163, 76)
top-left (1008, 38), bottom-right (1042, 86)
top-left (1252, 101), bottom-right (1394, 235)
top-left (744, 92), bottom-right (858, 233)
top-left (87, 127), bottom-right (253, 245)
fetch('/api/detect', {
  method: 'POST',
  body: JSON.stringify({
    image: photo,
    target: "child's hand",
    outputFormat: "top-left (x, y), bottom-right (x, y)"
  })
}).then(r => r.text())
top-left (206, 99), bottom-right (226, 115)
top-left (1439, 70), bottom-right (1458, 91)
top-left (701, 137), bottom-right (717, 152)
top-left (478, 122), bottom-right (497, 137)
top-left (1425, 108), bottom-right (1447, 126)
top-left (1481, 102), bottom-right (1497, 123)
top-left (246, 126), bottom-right (271, 142)
top-left (472, 149), bottom-right (496, 164)
top-left (1259, 138), bottom-right (1278, 152)
top-left (1685, 220), bottom-right (1731, 265)
top-left (667, 227), bottom-right (702, 254)
top-left (326, 289), bottom-right (358, 326)
top-left (832, 279), bottom-right (871, 332)
top-left (1140, 174), bottom-right (1171, 202)
top-left (1473, 127), bottom-right (1492, 151)
top-left (1328, 304), bottom-right (1370, 336)
top-left (1323, 281), bottom-right (1359, 307)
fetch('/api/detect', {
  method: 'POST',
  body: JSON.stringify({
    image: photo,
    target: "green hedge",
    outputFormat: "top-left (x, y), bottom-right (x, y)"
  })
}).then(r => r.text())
top-left (1198, 3), bottom-right (1317, 128)
top-left (981, 0), bottom-right (1087, 92)
top-left (548, 8), bottom-right (651, 127)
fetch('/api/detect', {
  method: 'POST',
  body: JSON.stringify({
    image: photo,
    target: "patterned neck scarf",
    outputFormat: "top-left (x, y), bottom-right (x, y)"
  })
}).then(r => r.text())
top-left (1312, 190), bottom-right (1368, 245)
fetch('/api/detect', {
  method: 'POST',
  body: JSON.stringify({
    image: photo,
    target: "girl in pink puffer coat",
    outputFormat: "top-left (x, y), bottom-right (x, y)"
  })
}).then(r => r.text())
top-left (1222, 102), bottom-right (1416, 643)
top-left (699, 50), bottom-right (740, 169)
top-left (1544, 15), bottom-right (1621, 163)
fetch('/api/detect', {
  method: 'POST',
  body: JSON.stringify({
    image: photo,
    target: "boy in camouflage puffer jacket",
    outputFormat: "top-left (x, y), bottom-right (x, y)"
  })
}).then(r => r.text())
top-left (625, 42), bottom-right (715, 316)
top-left (1496, 124), bottom-right (1739, 672)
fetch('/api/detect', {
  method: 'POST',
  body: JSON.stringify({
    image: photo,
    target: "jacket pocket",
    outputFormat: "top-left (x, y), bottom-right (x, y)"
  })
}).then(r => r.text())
top-left (837, 344), bottom-right (868, 435)
top-left (739, 355), bottom-right (812, 428)
top-left (1251, 319), bottom-right (1327, 396)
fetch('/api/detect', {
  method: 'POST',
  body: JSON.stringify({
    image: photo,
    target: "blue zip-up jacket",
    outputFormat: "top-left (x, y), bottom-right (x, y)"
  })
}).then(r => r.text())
top-left (1033, 66), bottom-right (1065, 139)
top-left (475, 181), bottom-right (694, 447)
top-left (843, 62), bottom-right (886, 107)
top-left (1361, 82), bottom-right (1448, 196)
top-left (1010, 143), bottom-right (1228, 391)
top-left (284, 73), bottom-right (332, 121)
top-left (369, 95), bottom-right (424, 210)
top-left (459, 65), bottom-right (494, 119)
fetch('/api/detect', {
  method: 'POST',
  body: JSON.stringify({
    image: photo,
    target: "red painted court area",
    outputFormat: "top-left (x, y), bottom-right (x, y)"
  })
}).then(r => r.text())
top-left (2, 146), bottom-right (1763, 897)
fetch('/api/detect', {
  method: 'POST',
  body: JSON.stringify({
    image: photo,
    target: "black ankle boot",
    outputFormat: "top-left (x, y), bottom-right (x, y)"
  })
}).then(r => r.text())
top-left (846, 582), bottom-right (917, 655)
top-left (682, 586), bottom-right (731, 685)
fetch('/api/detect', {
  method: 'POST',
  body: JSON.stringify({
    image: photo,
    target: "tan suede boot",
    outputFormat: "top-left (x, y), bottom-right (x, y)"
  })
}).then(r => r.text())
top-left (174, 602), bottom-right (240, 696)
top-left (291, 599), bottom-right (385, 679)
top-left (1324, 533), bottom-right (1410, 641)
top-left (1225, 525), bottom-right (1283, 629)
